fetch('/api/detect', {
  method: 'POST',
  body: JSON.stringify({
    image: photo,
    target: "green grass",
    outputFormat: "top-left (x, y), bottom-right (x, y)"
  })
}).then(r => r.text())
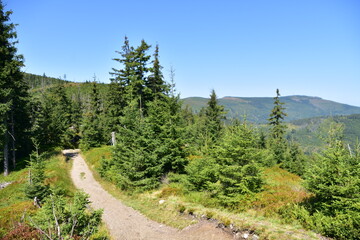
top-left (82, 145), bottom-right (112, 170)
top-left (45, 152), bottom-right (76, 196)
top-left (82, 146), bottom-right (323, 240)
top-left (0, 151), bottom-right (78, 238)
top-left (0, 166), bottom-right (34, 237)
top-left (0, 167), bottom-right (29, 208)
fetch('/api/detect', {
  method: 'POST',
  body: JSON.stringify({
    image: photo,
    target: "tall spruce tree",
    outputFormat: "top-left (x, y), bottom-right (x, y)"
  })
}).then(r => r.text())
top-left (105, 37), bottom-right (152, 134)
top-left (129, 40), bottom-right (151, 111)
top-left (0, 2), bottom-right (30, 175)
top-left (107, 100), bottom-right (163, 191)
top-left (204, 89), bottom-right (226, 144)
top-left (43, 85), bottom-right (72, 148)
top-left (80, 81), bottom-right (103, 150)
top-left (146, 44), bottom-right (168, 101)
top-left (268, 89), bottom-right (287, 164)
top-left (105, 37), bottom-right (132, 134)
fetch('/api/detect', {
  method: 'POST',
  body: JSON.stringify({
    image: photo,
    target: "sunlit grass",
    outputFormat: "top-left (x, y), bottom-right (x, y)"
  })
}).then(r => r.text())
top-left (0, 151), bottom-right (77, 238)
top-left (45, 152), bottom-right (76, 196)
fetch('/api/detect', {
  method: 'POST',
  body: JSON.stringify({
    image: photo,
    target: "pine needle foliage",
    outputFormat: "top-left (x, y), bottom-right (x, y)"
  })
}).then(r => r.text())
top-left (268, 89), bottom-right (288, 164)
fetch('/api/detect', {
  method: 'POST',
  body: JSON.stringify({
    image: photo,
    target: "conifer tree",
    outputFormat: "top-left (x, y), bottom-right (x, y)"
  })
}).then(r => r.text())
top-left (70, 86), bottom-right (83, 136)
top-left (105, 37), bottom-right (132, 133)
top-left (80, 81), bottom-right (103, 150)
top-left (103, 70), bottom-right (187, 191)
top-left (146, 95), bottom-right (187, 173)
top-left (25, 146), bottom-right (49, 201)
top-left (268, 89), bottom-right (287, 163)
top-left (0, 2), bottom-right (30, 175)
top-left (105, 37), bottom-right (152, 134)
top-left (29, 95), bottom-right (50, 150)
top-left (303, 124), bottom-right (360, 239)
top-left (306, 124), bottom-right (360, 214)
top-left (37, 84), bottom-right (73, 148)
top-left (146, 44), bottom-right (168, 101)
top-left (204, 89), bottom-right (226, 144)
top-left (129, 40), bottom-right (151, 111)
top-left (108, 100), bottom-right (162, 191)
top-left (214, 121), bottom-right (263, 207)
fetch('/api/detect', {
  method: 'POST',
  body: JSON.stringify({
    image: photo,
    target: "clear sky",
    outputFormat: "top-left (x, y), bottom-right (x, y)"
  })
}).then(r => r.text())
top-left (5, 0), bottom-right (360, 106)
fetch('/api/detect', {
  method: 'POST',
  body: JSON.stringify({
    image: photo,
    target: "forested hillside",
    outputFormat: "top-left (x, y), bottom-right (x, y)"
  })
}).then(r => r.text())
top-left (24, 72), bottom-right (70, 89)
top-left (183, 95), bottom-right (360, 123)
top-left (1, 2), bottom-right (359, 239)
top-left (288, 114), bottom-right (360, 153)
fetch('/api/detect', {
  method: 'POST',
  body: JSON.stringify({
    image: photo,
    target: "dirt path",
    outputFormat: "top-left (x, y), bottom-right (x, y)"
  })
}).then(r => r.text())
top-left (66, 149), bottom-right (233, 240)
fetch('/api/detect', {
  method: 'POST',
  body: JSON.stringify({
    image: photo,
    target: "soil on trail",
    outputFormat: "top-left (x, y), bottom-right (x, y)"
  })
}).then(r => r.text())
top-left (66, 149), bottom-right (233, 240)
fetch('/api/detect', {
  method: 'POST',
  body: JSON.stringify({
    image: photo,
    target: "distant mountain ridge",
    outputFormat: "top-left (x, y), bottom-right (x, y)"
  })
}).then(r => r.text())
top-left (23, 72), bottom-right (360, 123)
top-left (182, 95), bottom-right (360, 123)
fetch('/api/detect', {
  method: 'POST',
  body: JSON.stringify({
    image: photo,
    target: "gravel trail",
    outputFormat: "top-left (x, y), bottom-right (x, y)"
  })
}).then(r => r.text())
top-left (66, 149), bottom-right (233, 240)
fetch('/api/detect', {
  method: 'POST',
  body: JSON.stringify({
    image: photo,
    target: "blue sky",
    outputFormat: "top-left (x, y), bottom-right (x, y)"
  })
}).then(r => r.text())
top-left (5, 0), bottom-right (360, 106)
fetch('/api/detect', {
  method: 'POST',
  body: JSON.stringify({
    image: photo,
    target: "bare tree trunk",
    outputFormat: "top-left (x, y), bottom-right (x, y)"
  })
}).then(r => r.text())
top-left (111, 132), bottom-right (116, 146)
top-left (3, 129), bottom-right (9, 176)
top-left (11, 110), bottom-right (16, 169)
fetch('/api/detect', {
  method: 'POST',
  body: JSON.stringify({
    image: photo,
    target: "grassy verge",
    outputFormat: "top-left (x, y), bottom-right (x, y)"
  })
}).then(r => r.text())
top-left (0, 165), bottom-right (34, 237)
top-left (82, 146), bottom-right (323, 240)
top-left (0, 151), bottom-right (74, 237)
top-left (0, 151), bottom-right (111, 239)
top-left (46, 151), bottom-right (76, 196)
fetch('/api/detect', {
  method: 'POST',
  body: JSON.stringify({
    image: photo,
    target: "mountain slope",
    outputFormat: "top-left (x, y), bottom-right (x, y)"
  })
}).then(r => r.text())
top-left (23, 72), bottom-right (360, 124)
top-left (182, 95), bottom-right (360, 123)
top-left (289, 114), bottom-right (360, 152)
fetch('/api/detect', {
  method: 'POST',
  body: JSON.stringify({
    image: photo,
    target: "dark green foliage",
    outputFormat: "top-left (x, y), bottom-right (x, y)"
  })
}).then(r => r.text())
top-left (29, 95), bottom-right (53, 150)
top-left (30, 192), bottom-right (103, 240)
top-left (2, 23), bottom-right (358, 238)
top-left (105, 37), bottom-right (132, 131)
top-left (101, 39), bottom-right (189, 191)
top-left (104, 37), bottom-right (162, 134)
top-left (280, 124), bottom-right (360, 239)
top-left (213, 122), bottom-right (264, 206)
top-left (80, 81), bottom-right (104, 150)
top-left (0, 2), bottom-right (31, 175)
top-left (106, 100), bottom-right (162, 191)
top-left (283, 141), bottom-right (306, 176)
top-left (103, 95), bottom-right (188, 191)
top-left (204, 90), bottom-right (226, 143)
top-left (185, 120), bottom-right (264, 209)
top-left (46, 85), bottom-right (74, 148)
top-left (146, 96), bottom-right (188, 173)
top-left (146, 44), bottom-right (169, 101)
top-left (185, 156), bottom-right (218, 191)
top-left (29, 84), bottom-right (81, 150)
top-left (268, 89), bottom-right (288, 164)
top-left (25, 149), bottom-right (49, 201)
top-left (306, 124), bottom-right (360, 215)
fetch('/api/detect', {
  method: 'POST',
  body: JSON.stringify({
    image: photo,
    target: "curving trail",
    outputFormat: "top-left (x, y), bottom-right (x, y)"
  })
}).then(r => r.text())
top-left (66, 149), bottom-right (233, 240)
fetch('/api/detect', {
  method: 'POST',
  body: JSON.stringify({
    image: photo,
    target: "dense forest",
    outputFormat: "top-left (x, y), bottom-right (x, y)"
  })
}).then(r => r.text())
top-left (1, 2), bottom-right (359, 239)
